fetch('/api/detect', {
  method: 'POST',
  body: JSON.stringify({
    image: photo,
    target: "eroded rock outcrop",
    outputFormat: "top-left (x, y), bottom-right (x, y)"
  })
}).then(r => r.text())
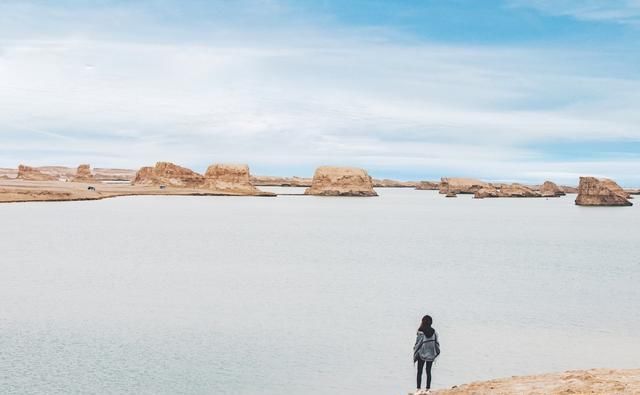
top-left (601, 178), bottom-right (631, 199)
top-left (439, 178), bottom-right (489, 194)
top-left (16, 165), bottom-right (57, 181)
top-left (540, 181), bottom-right (566, 197)
top-left (415, 181), bottom-right (439, 190)
top-left (575, 177), bottom-right (632, 206)
top-left (304, 166), bottom-right (377, 196)
top-left (71, 164), bottom-right (95, 182)
top-left (203, 164), bottom-right (270, 195)
top-left (474, 183), bottom-right (541, 198)
top-left (133, 162), bottom-right (204, 187)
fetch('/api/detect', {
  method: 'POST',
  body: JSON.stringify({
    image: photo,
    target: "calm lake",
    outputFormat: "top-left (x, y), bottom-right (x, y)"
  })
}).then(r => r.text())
top-left (1, 188), bottom-right (639, 394)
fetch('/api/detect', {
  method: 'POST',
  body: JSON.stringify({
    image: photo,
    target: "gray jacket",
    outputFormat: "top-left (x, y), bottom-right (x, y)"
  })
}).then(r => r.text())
top-left (413, 330), bottom-right (439, 362)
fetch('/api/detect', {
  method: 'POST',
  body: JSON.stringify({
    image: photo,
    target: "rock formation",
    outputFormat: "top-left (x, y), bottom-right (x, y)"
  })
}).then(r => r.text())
top-left (439, 178), bottom-right (490, 194)
top-left (601, 178), bottom-right (631, 199)
top-left (203, 164), bottom-right (267, 195)
top-left (304, 166), bottom-right (377, 196)
top-left (71, 164), bottom-right (95, 182)
top-left (474, 183), bottom-right (541, 198)
top-left (426, 368), bottom-right (640, 395)
top-left (539, 181), bottom-right (566, 197)
top-left (575, 177), bottom-right (632, 206)
top-left (415, 181), bottom-right (439, 190)
top-left (16, 165), bottom-right (57, 181)
top-left (133, 162), bottom-right (204, 187)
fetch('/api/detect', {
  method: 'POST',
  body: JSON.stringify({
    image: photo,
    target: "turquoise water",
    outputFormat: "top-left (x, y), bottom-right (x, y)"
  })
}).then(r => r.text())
top-left (1, 189), bottom-right (639, 394)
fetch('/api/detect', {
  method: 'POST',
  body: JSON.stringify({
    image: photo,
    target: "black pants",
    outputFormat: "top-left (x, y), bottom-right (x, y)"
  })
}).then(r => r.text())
top-left (416, 359), bottom-right (433, 389)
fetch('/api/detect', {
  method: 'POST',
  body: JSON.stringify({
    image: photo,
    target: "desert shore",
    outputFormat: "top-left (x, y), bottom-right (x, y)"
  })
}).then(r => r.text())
top-left (420, 368), bottom-right (640, 394)
top-left (0, 179), bottom-right (275, 203)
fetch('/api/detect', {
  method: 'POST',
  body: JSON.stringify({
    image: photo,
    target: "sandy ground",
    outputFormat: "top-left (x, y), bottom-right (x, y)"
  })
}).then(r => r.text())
top-left (412, 369), bottom-right (640, 395)
top-left (0, 179), bottom-right (274, 203)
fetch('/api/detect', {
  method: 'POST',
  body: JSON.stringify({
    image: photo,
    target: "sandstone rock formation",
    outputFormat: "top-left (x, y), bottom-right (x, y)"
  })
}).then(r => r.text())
top-left (71, 164), bottom-right (95, 182)
top-left (304, 166), bottom-right (377, 196)
top-left (575, 177), bottom-right (632, 206)
top-left (439, 178), bottom-right (490, 194)
top-left (601, 178), bottom-right (631, 199)
top-left (133, 162), bottom-right (204, 187)
top-left (474, 183), bottom-right (541, 198)
top-left (539, 181), bottom-right (566, 197)
top-left (415, 181), bottom-right (439, 190)
top-left (16, 165), bottom-right (57, 181)
top-left (203, 164), bottom-right (267, 195)
top-left (426, 368), bottom-right (640, 395)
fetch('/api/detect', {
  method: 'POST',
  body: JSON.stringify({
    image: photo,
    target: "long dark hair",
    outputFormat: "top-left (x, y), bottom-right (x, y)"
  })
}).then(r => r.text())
top-left (418, 314), bottom-right (435, 337)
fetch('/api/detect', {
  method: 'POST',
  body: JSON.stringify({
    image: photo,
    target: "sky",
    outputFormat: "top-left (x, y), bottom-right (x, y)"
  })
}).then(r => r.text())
top-left (1, 0), bottom-right (639, 185)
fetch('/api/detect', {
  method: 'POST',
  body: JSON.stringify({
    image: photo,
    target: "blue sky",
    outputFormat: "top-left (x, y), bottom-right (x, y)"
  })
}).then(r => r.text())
top-left (1, 0), bottom-right (639, 185)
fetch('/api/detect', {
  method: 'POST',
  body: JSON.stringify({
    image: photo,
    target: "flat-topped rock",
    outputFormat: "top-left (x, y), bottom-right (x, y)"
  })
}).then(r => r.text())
top-left (539, 181), bottom-right (566, 197)
top-left (575, 177), bottom-right (632, 206)
top-left (71, 164), bottom-right (95, 182)
top-left (304, 166), bottom-right (377, 196)
top-left (203, 164), bottom-right (272, 195)
top-left (440, 177), bottom-right (490, 194)
top-left (474, 183), bottom-right (541, 198)
top-left (133, 162), bottom-right (204, 187)
top-left (16, 165), bottom-right (57, 181)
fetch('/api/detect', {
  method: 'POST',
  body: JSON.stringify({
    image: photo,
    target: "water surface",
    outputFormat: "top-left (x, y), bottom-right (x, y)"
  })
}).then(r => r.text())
top-left (1, 189), bottom-right (639, 394)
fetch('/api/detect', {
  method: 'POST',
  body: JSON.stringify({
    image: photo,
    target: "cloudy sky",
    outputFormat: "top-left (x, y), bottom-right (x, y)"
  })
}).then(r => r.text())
top-left (1, 0), bottom-right (639, 184)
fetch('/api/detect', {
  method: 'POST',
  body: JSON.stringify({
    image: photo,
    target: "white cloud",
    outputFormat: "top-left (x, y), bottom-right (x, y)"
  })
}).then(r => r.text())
top-left (0, 2), bottom-right (639, 185)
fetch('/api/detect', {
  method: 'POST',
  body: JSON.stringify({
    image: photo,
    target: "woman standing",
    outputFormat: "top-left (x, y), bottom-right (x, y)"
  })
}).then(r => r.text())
top-left (413, 315), bottom-right (440, 392)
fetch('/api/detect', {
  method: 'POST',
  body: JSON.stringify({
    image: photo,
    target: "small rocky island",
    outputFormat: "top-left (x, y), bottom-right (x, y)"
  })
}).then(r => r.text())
top-left (133, 162), bottom-right (274, 196)
top-left (304, 166), bottom-right (378, 196)
top-left (575, 177), bottom-right (632, 206)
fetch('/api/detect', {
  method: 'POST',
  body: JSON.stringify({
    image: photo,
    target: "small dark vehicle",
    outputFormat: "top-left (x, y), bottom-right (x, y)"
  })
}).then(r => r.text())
top-left (87, 186), bottom-right (96, 191)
